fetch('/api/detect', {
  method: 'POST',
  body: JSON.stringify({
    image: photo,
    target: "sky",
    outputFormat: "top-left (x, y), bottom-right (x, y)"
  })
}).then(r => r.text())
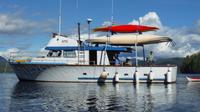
top-left (0, 0), bottom-right (200, 58)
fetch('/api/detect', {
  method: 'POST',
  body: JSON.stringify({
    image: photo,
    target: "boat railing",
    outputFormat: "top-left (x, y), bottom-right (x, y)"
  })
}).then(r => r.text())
top-left (8, 52), bottom-right (176, 67)
top-left (9, 51), bottom-right (48, 62)
top-left (8, 51), bottom-right (95, 64)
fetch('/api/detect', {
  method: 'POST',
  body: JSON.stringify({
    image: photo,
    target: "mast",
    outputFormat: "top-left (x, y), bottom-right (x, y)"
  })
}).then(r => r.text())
top-left (78, 23), bottom-right (81, 45)
top-left (102, 0), bottom-right (114, 70)
top-left (78, 22), bottom-right (81, 64)
top-left (58, 0), bottom-right (62, 35)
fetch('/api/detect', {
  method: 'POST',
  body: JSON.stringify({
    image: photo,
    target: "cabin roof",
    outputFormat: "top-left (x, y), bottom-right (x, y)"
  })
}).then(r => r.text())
top-left (45, 46), bottom-right (129, 52)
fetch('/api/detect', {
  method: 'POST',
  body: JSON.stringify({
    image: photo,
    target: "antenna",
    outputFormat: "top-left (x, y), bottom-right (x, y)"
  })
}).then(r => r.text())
top-left (111, 0), bottom-right (114, 25)
top-left (87, 18), bottom-right (92, 40)
top-left (58, 0), bottom-right (62, 35)
top-left (109, 0), bottom-right (114, 35)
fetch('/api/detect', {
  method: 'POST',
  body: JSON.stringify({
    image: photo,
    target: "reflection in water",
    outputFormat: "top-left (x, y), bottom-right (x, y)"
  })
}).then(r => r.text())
top-left (86, 90), bottom-right (98, 112)
top-left (7, 82), bottom-right (177, 112)
top-left (133, 83), bottom-right (176, 112)
top-left (0, 74), bottom-right (18, 112)
top-left (106, 83), bottom-right (128, 111)
top-left (3, 74), bottom-right (200, 112)
top-left (142, 84), bottom-right (154, 112)
top-left (9, 82), bottom-right (81, 112)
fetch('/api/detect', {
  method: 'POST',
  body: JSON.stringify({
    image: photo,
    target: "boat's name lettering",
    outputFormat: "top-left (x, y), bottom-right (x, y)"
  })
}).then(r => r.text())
top-left (62, 40), bottom-right (68, 43)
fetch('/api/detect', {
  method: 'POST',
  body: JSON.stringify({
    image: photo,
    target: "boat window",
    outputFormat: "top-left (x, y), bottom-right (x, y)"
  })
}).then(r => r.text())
top-left (47, 50), bottom-right (62, 57)
top-left (63, 51), bottom-right (76, 58)
top-left (83, 73), bottom-right (87, 75)
top-left (47, 50), bottom-right (53, 57)
top-left (124, 73), bottom-right (128, 76)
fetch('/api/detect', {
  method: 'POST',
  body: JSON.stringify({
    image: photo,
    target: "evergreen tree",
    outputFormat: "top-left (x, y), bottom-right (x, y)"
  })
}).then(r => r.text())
top-left (181, 52), bottom-right (200, 73)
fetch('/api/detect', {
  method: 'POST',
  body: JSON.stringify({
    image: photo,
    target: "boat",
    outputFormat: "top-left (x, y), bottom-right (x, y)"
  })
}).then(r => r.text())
top-left (5, 0), bottom-right (177, 83)
top-left (93, 25), bottom-right (159, 33)
top-left (7, 25), bottom-right (177, 83)
top-left (186, 76), bottom-right (200, 82)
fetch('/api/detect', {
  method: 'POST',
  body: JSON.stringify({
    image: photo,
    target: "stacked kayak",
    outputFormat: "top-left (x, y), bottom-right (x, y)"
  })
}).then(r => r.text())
top-left (89, 24), bottom-right (172, 45)
top-left (86, 34), bottom-right (172, 45)
top-left (93, 24), bottom-right (159, 33)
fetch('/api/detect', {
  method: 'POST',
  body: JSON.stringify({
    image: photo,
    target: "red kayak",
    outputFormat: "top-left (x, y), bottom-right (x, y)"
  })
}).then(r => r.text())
top-left (186, 76), bottom-right (200, 82)
top-left (93, 24), bottom-right (159, 33)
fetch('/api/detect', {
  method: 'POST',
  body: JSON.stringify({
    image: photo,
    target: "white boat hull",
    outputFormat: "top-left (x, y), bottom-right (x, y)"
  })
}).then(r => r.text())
top-left (10, 63), bottom-right (177, 83)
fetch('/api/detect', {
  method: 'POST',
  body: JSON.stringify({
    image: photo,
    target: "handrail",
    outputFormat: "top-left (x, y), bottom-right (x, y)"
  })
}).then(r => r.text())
top-left (8, 51), bottom-right (94, 65)
top-left (9, 51), bottom-right (48, 62)
top-left (8, 52), bottom-right (176, 67)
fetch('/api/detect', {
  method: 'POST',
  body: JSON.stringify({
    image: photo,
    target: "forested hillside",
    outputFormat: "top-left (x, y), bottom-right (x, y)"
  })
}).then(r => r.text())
top-left (0, 56), bottom-right (13, 73)
top-left (181, 52), bottom-right (200, 74)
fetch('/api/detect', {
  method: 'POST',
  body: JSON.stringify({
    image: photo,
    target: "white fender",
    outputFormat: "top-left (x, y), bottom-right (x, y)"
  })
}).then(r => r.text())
top-left (134, 71), bottom-right (140, 83)
top-left (114, 72), bottom-right (119, 82)
top-left (166, 70), bottom-right (172, 83)
top-left (100, 71), bottom-right (108, 79)
top-left (149, 70), bottom-right (154, 80)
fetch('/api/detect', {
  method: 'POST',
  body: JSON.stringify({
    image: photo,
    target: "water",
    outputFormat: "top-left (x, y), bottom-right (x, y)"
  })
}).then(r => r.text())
top-left (0, 73), bottom-right (200, 112)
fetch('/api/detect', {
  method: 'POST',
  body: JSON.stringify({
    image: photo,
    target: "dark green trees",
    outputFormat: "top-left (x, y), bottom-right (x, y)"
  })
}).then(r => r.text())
top-left (181, 52), bottom-right (200, 73)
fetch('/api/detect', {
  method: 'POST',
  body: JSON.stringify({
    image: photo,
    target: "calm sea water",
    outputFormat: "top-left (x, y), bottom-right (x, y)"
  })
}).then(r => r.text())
top-left (0, 73), bottom-right (200, 112)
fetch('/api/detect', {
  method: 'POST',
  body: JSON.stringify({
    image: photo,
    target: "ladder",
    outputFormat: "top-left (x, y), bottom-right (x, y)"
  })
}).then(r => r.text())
top-left (78, 44), bottom-right (86, 65)
top-left (78, 50), bottom-right (85, 64)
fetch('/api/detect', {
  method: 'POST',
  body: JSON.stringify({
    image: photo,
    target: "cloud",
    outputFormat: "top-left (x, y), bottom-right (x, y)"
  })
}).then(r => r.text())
top-left (128, 12), bottom-right (200, 58)
top-left (0, 13), bottom-right (37, 35)
top-left (0, 13), bottom-right (56, 50)
top-left (39, 19), bottom-right (57, 33)
top-left (0, 48), bottom-right (20, 60)
top-left (195, 19), bottom-right (200, 33)
top-left (102, 21), bottom-right (112, 26)
top-left (0, 13), bottom-right (56, 36)
top-left (129, 12), bottom-right (162, 28)
top-left (67, 33), bottom-right (99, 41)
